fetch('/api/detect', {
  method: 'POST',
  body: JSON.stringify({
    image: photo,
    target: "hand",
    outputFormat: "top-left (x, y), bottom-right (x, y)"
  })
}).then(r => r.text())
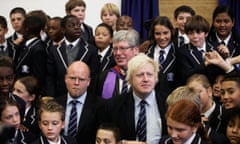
top-left (13, 37), bottom-right (24, 45)
top-left (217, 44), bottom-right (230, 58)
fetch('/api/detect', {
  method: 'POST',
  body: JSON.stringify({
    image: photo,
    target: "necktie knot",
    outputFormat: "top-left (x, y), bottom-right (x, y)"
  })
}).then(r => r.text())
top-left (68, 44), bottom-right (74, 49)
top-left (159, 50), bottom-right (165, 65)
top-left (220, 41), bottom-right (225, 45)
top-left (178, 36), bottom-right (184, 47)
top-left (0, 45), bottom-right (4, 51)
top-left (71, 100), bottom-right (78, 105)
top-left (140, 100), bottom-right (146, 106)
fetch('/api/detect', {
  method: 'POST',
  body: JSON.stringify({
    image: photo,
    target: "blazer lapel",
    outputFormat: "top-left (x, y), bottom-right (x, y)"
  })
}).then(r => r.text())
top-left (57, 42), bottom-right (68, 69)
top-left (162, 44), bottom-right (176, 73)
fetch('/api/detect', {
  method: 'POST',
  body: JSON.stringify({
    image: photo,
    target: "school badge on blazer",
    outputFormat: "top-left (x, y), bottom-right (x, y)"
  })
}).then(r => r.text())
top-left (21, 65), bottom-right (30, 73)
top-left (167, 72), bottom-right (174, 81)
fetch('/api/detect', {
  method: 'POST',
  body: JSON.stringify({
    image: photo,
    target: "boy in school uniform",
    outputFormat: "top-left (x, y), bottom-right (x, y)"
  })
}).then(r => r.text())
top-left (15, 15), bottom-right (47, 94)
top-left (65, 0), bottom-right (94, 44)
top-left (176, 15), bottom-right (218, 85)
top-left (32, 100), bottom-right (77, 144)
top-left (0, 16), bottom-right (18, 61)
top-left (173, 5), bottom-right (195, 48)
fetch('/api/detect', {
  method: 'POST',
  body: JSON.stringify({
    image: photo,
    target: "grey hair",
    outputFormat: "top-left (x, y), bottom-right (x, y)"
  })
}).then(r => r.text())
top-left (113, 29), bottom-right (140, 47)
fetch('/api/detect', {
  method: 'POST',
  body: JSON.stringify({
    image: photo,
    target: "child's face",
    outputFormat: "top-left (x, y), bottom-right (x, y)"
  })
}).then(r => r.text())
top-left (1, 105), bottom-right (20, 127)
top-left (187, 31), bottom-right (207, 48)
top-left (167, 117), bottom-right (197, 144)
top-left (10, 13), bottom-right (25, 33)
top-left (0, 66), bottom-right (15, 95)
top-left (13, 80), bottom-right (34, 107)
top-left (95, 26), bottom-right (112, 51)
top-left (212, 75), bottom-right (224, 97)
top-left (0, 26), bottom-right (8, 40)
top-left (187, 81), bottom-right (213, 113)
top-left (116, 16), bottom-right (133, 31)
top-left (226, 116), bottom-right (240, 144)
top-left (47, 19), bottom-right (63, 42)
top-left (70, 6), bottom-right (86, 23)
top-left (96, 129), bottom-right (117, 144)
top-left (213, 12), bottom-right (234, 39)
top-left (154, 24), bottom-right (172, 48)
top-left (63, 17), bottom-right (81, 42)
top-left (175, 12), bottom-right (193, 34)
top-left (39, 111), bottom-right (64, 142)
top-left (101, 11), bottom-right (118, 29)
top-left (221, 81), bottom-right (240, 109)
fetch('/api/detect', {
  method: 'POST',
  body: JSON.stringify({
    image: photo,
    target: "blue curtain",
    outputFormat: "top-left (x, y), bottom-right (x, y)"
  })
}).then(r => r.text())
top-left (121, 0), bottom-right (159, 40)
top-left (218, 0), bottom-right (240, 34)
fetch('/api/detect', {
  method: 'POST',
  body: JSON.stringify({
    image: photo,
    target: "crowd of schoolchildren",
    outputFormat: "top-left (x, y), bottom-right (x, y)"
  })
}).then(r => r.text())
top-left (0, 0), bottom-right (240, 143)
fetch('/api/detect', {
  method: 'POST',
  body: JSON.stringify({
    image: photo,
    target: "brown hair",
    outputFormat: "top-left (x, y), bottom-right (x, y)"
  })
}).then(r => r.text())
top-left (185, 15), bottom-right (209, 34)
top-left (166, 100), bottom-right (209, 142)
top-left (65, 0), bottom-right (86, 15)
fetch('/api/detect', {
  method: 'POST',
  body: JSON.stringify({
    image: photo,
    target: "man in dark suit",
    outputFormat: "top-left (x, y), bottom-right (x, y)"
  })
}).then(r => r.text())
top-left (46, 15), bottom-right (99, 97)
top-left (94, 29), bottom-right (139, 99)
top-left (103, 54), bottom-right (167, 144)
top-left (55, 61), bottom-right (99, 144)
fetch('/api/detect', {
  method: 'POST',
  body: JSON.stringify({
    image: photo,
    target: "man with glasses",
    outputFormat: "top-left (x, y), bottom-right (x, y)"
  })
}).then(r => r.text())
top-left (94, 29), bottom-right (139, 99)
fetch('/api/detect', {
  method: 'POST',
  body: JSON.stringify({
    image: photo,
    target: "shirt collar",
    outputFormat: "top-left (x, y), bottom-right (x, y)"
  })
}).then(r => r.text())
top-left (64, 38), bottom-right (80, 47)
top-left (216, 32), bottom-right (232, 45)
top-left (197, 42), bottom-right (206, 52)
top-left (184, 132), bottom-right (196, 144)
top-left (26, 37), bottom-right (38, 47)
top-left (98, 45), bottom-right (111, 57)
top-left (155, 43), bottom-right (172, 54)
top-left (133, 90), bottom-right (155, 107)
top-left (67, 91), bottom-right (87, 105)
top-left (203, 102), bottom-right (216, 118)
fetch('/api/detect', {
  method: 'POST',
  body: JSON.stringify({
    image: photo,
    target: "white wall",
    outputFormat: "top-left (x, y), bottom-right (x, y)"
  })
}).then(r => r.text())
top-left (0, 0), bottom-right (121, 37)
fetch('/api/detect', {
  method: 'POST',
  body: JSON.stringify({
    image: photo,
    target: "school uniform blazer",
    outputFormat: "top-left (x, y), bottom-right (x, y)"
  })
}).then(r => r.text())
top-left (32, 135), bottom-right (78, 144)
top-left (146, 42), bottom-right (178, 94)
top-left (55, 92), bottom-right (99, 144)
top-left (103, 90), bottom-right (168, 140)
top-left (81, 23), bottom-right (94, 44)
top-left (22, 105), bottom-right (40, 136)
top-left (207, 102), bottom-right (225, 134)
top-left (46, 38), bottom-right (99, 97)
top-left (99, 46), bottom-right (116, 72)
top-left (7, 32), bottom-right (25, 64)
top-left (159, 134), bottom-right (209, 144)
top-left (15, 37), bottom-right (47, 89)
top-left (176, 42), bottom-right (221, 84)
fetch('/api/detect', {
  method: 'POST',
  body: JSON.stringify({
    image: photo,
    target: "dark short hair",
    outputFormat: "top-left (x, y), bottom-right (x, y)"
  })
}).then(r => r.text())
top-left (23, 16), bottom-right (43, 35)
top-left (95, 23), bottom-right (114, 38)
top-left (185, 15), bottom-right (209, 34)
top-left (9, 7), bottom-right (26, 17)
top-left (174, 5), bottom-right (195, 19)
top-left (61, 15), bottom-right (78, 28)
top-left (97, 123), bottom-right (121, 142)
top-left (0, 56), bottom-right (14, 70)
top-left (0, 16), bottom-right (7, 29)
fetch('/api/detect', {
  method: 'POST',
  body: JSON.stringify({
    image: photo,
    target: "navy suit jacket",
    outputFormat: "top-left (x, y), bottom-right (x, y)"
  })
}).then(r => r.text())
top-left (46, 38), bottom-right (99, 97)
top-left (103, 90), bottom-right (168, 141)
top-left (55, 92), bottom-right (100, 144)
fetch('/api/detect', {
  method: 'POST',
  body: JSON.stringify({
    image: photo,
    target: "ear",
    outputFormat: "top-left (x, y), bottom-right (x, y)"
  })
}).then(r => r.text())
top-left (4, 28), bottom-right (8, 34)
top-left (205, 32), bottom-right (208, 37)
top-left (29, 94), bottom-right (36, 102)
top-left (207, 87), bottom-right (213, 97)
top-left (61, 121), bottom-right (65, 129)
top-left (192, 125), bottom-right (198, 133)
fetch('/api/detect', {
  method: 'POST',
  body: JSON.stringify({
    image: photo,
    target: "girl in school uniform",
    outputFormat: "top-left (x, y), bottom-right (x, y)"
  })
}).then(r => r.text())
top-left (0, 98), bottom-right (36, 144)
top-left (159, 99), bottom-right (210, 144)
top-left (13, 76), bottom-right (41, 136)
top-left (207, 6), bottom-right (240, 60)
top-left (145, 16), bottom-right (178, 94)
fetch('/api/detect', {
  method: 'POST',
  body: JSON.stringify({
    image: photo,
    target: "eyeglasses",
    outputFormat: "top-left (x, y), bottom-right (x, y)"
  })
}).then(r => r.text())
top-left (112, 46), bottom-right (132, 52)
